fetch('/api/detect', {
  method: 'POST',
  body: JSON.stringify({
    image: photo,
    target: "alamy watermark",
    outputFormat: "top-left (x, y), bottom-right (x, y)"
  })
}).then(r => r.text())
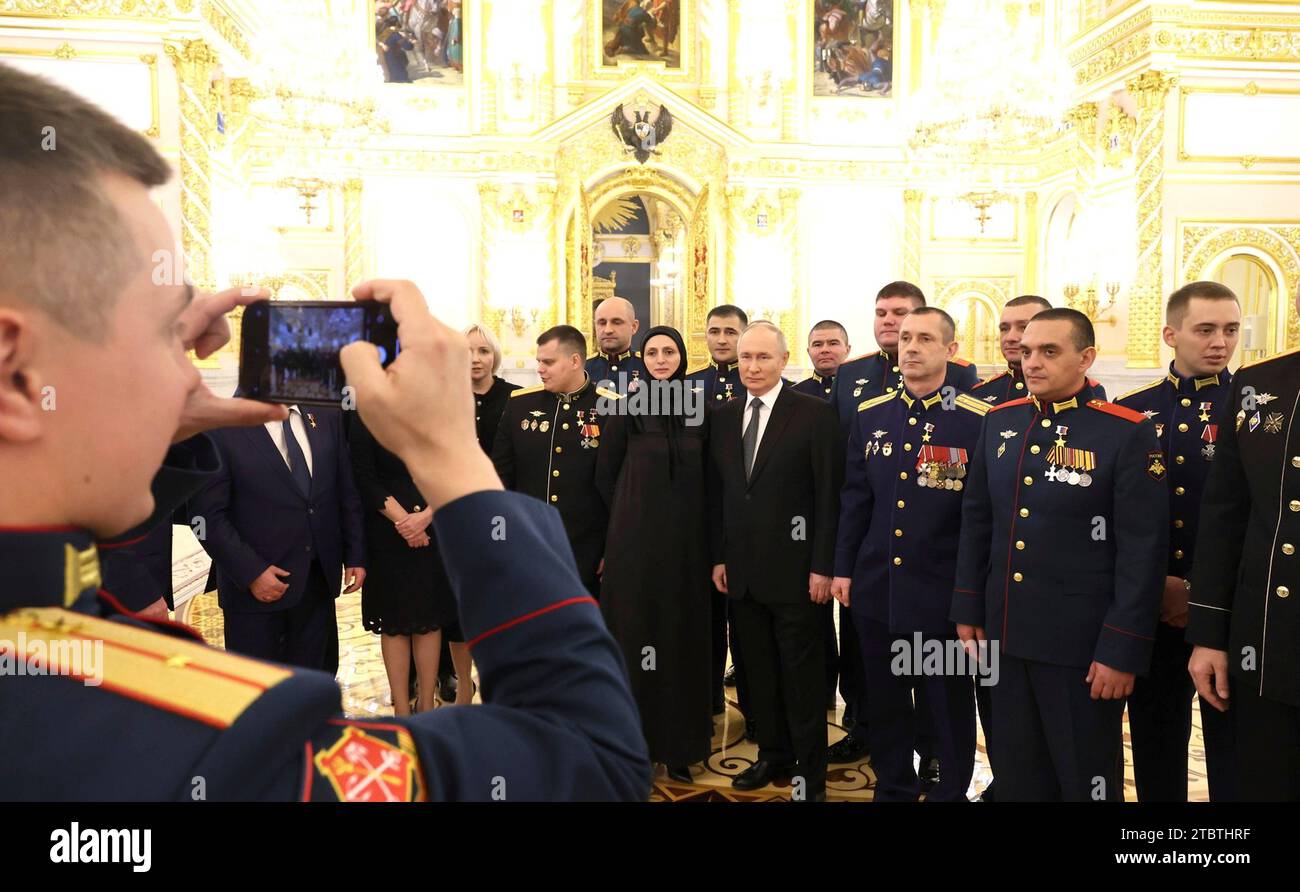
top-left (891, 632), bottom-right (1000, 687)
top-left (0, 635), bottom-right (103, 686)
top-left (595, 373), bottom-right (705, 426)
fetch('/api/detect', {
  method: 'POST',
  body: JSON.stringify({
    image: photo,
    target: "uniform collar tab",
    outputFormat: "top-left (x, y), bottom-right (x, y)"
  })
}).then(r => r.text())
top-left (0, 527), bottom-right (100, 612)
top-left (1167, 363), bottom-right (1223, 393)
top-left (710, 358), bottom-right (739, 372)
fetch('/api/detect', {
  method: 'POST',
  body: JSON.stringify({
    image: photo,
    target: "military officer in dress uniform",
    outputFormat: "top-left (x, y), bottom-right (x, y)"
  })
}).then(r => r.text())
top-left (832, 308), bottom-right (988, 801)
top-left (972, 295), bottom-right (1108, 408)
top-left (792, 319), bottom-right (851, 402)
top-left (495, 324), bottom-right (620, 598)
top-left (1116, 281), bottom-right (1240, 802)
top-left (1188, 287), bottom-right (1300, 801)
top-left (585, 296), bottom-right (646, 394)
top-left (951, 308), bottom-right (1167, 801)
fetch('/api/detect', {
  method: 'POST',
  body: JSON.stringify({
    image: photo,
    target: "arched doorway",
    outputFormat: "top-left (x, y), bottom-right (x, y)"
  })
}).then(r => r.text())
top-left (1212, 252), bottom-right (1279, 365)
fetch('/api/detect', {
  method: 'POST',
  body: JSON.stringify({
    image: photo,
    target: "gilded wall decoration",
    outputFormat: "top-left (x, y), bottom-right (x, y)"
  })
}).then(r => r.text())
top-left (201, 0), bottom-right (251, 60)
top-left (1124, 69), bottom-right (1175, 369)
top-left (0, 0), bottom-right (169, 15)
top-left (812, 0), bottom-right (893, 97)
top-left (1182, 223), bottom-right (1300, 350)
top-left (165, 38), bottom-right (221, 293)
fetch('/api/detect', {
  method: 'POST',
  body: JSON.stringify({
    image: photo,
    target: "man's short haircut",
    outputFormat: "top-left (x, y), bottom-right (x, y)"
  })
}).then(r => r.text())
top-left (0, 62), bottom-right (172, 340)
top-left (740, 319), bottom-right (787, 354)
top-left (1166, 280), bottom-right (1240, 328)
top-left (1005, 294), bottom-right (1052, 312)
top-left (1028, 307), bottom-right (1095, 351)
top-left (537, 324), bottom-right (587, 358)
top-left (808, 319), bottom-right (848, 343)
top-left (707, 304), bottom-right (749, 327)
top-left (905, 306), bottom-right (956, 343)
top-left (876, 280), bottom-right (926, 307)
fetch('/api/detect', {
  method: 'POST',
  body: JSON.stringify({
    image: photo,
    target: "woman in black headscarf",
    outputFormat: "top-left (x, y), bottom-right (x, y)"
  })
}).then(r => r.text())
top-left (596, 324), bottom-right (712, 783)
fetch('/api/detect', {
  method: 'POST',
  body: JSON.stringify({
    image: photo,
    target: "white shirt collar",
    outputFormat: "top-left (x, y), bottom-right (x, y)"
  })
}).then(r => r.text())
top-left (747, 378), bottom-right (783, 410)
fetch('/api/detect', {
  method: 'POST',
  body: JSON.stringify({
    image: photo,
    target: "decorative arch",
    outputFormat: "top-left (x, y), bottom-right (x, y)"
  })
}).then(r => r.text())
top-left (1182, 224), bottom-right (1300, 351)
top-left (934, 278), bottom-right (1013, 367)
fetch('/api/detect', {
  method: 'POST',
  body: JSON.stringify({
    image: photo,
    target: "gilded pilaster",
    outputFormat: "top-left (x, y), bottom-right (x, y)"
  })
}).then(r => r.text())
top-left (902, 189), bottom-right (924, 283)
top-left (1023, 191), bottom-right (1039, 294)
top-left (1125, 70), bottom-right (1176, 369)
top-left (342, 178), bottom-right (365, 291)
top-left (164, 38), bottom-right (219, 293)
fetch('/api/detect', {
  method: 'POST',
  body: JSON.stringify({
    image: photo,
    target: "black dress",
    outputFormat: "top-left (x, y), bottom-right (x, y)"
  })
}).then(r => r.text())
top-left (475, 376), bottom-right (520, 453)
top-left (596, 411), bottom-right (713, 766)
top-left (349, 418), bottom-right (461, 639)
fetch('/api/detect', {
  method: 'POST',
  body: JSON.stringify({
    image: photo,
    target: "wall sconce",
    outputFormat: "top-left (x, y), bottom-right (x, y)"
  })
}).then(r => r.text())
top-left (1064, 281), bottom-right (1119, 325)
top-left (959, 190), bottom-right (1010, 234)
top-left (509, 306), bottom-right (540, 337)
top-left (275, 177), bottom-right (331, 225)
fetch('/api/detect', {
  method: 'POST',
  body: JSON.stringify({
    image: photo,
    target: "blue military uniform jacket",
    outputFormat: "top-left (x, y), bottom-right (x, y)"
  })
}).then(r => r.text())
top-left (950, 383), bottom-right (1168, 674)
top-left (0, 436), bottom-right (650, 801)
top-left (970, 367), bottom-right (1108, 407)
top-left (835, 387), bottom-right (991, 634)
top-left (585, 349), bottom-right (646, 394)
top-left (829, 351), bottom-right (978, 435)
top-left (1189, 348), bottom-right (1300, 707)
top-left (791, 372), bottom-right (836, 402)
top-left (686, 359), bottom-right (742, 408)
top-left (1116, 364), bottom-right (1231, 580)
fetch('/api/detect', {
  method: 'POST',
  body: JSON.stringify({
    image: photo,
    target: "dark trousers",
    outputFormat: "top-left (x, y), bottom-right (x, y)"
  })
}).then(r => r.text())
top-left (838, 606), bottom-right (869, 739)
top-left (732, 595), bottom-right (828, 792)
top-left (823, 606), bottom-right (839, 706)
top-left (223, 560), bottom-right (337, 672)
top-left (1129, 621), bottom-right (1237, 801)
top-left (857, 618), bottom-right (975, 801)
top-left (729, 598), bottom-right (751, 718)
top-left (1234, 678), bottom-right (1300, 801)
top-left (992, 652), bottom-right (1125, 801)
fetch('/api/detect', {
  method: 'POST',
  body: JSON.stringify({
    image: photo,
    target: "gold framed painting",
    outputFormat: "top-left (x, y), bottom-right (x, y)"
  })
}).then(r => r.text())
top-left (812, 0), bottom-right (893, 97)
top-left (598, 0), bottom-right (684, 71)
top-left (373, 0), bottom-right (465, 85)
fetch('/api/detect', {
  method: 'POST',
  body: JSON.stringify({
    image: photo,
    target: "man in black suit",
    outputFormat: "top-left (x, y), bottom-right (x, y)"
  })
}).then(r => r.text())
top-left (709, 320), bottom-right (843, 800)
top-left (191, 405), bottom-right (366, 670)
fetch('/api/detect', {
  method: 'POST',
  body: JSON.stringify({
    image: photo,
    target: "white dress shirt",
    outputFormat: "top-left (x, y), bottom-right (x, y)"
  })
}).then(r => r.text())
top-left (741, 378), bottom-right (783, 455)
top-left (263, 405), bottom-right (314, 476)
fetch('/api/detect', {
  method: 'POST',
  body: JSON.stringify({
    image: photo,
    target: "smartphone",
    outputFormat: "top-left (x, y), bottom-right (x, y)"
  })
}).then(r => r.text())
top-left (239, 300), bottom-right (399, 406)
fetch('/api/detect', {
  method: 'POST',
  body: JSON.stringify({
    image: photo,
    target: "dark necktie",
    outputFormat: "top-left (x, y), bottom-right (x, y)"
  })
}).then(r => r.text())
top-left (282, 414), bottom-right (312, 497)
top-left (743, 397), bottom-right (763, 480)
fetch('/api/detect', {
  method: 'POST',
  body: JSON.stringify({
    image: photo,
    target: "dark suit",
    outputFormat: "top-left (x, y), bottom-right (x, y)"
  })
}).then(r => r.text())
top-left (709, 383), bottom-right (843, 792)
top-left (191, 407), bottom-right (365, 670)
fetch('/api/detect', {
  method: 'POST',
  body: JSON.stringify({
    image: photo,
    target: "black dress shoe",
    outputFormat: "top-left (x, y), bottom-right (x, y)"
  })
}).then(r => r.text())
top-left (919, 756), bottom-right (940, 791)
top-left (438, 674), bottom-right (458, 703)
top-left (712, 697), bottom-right (726, 716)
top-left (827, 734), bottom-right (870, 764)
top-left (723, 666), bottom-right (737, 687)
top-left (977, 782), bottom-right (995, 802)
top-left (666, 765), bottom-right (693, 783)
top-left (732, 760), bottom-right (791, 790)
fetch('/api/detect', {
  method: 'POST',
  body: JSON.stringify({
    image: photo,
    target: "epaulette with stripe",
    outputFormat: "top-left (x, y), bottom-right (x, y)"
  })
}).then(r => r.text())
top-left (686, 363), bottom-right (711, 376)
top-left (1115, 377), bottom-right (1163, 402)
top-left (954, 393), bottom-right (992, 416)
top-left (989, 397), bottom-right (1033, 413)
top-left (1086, 399), bottom-right (1146, 423)
top-left (0, 606), bottom-right (290, 728)
top-left (1241, 345), bottom-right (1300, 370)
top-left (951, 356), bottom-right (974, 367)
top-left (595, 386), bottom-right (624, 400)
top-left (857, 391), bottom-right (898, 413)
top-left (510, 384), bottom-right (544, 398)
top-left (975, 370), bottom-right (1009, 387)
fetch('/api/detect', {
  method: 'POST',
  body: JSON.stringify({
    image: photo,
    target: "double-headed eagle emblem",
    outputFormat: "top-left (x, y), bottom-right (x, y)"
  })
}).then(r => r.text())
top-left (611, 102), bottom-right (673, 164)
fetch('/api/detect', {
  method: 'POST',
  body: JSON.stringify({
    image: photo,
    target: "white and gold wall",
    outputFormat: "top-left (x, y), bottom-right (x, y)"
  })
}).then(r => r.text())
top-left (4, 0), bottom-right (1300, 394)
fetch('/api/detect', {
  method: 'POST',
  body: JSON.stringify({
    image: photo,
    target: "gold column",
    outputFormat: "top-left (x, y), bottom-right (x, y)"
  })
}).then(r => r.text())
top-left (164, 39), bottom-right (219, 293)
top-left (778, 186), bottom-right (801, 354)
top-left (1023, 191), bottom-right (1039, 294)
top-left (724, 184), bottom-right (743, 309)
top-left (1125, 70), bottom-right (1176, 369)
top-left (342, 178), bottom-right (365, 291)
top-left (903, 189), bottom-right (924, 284)
top-left (1065, 101), bottom-right (1099, 195)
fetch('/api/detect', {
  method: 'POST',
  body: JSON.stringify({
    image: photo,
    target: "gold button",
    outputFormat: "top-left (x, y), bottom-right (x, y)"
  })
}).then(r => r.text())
top-left (564, 403), bottom-right (571, 410)
top-left (1283, 543), bottom-right (1295, 555)
top-left (887, 387), bottom-right (895, 393)
top-left (904, 443), bottom-right (913, 452)
top-left (1174, 519), bottom-right (1184, 528)
top-left (892, 366), bottom-right (900, 373)
top-left (1041, 419), bottom-right (1051, 428)
top-left (1175, 486), bottom-right (1185, 495)
top-left (1293, 456), bottom-right (1300, 468)
top-left (164, 654), bottom-right (191, 669)
top-left (908, 417), bottom-right (918, 426)
top-left (1290, 500), bottom-right (1300, 512)
top-left (1181, 398), bottom-right (1191, 407)
top-left (899, 471), bottom-right (908, 480)
top-left (550, 495), bottom-right (558, 503)
top-left (897, 500), bottom-right (906, 508)
top-left (413, 505), bottom-right (422, 511)
top-left (563, 423), bottom-right (570, 430)
top-left (1030, 445), bottom-right (1040, 455)
top-left (1278, 586), bottom-right (1290, 599)
top-left (552, 470), bottom-right (560, 477)
top-left (1178, 423), bottom-right (1189, 433)
top-left (716, 394), bottom-right (723, 400)
top-left (1015, 382), bottom-right (1024, 389)
top-left (893, 557), bottom-right (902, 566)
top-left (1015, 540), bottom-right (1025, 550)
top-left (1013, 572), bottom-right (1023, 582)
top-left (894, 529), bottom-right (903, 537)
top-left (555, 447), bottom-right (562, 453)
top-left (1175, 549), bottom-right (1185, 559)
top-left (1020, 508), bottom-right (1030, 517)
top-left (1023, 476), bottom-right (1033, 486)
top-left (1175, 455), bottom-right (1185, 464)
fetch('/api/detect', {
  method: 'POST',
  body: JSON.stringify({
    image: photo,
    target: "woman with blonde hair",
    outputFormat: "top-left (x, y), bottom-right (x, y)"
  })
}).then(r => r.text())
top-left (465, 323), bottom-right (519, 452)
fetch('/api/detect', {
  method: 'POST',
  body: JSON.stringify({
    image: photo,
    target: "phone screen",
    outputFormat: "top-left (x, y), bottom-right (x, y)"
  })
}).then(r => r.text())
top-left (239, 300), bottom-right (399, 406)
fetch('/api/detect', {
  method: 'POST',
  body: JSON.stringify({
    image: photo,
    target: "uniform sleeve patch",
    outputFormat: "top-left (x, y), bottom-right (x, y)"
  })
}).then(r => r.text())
top-left (306, 722), bottom-right (427, 802)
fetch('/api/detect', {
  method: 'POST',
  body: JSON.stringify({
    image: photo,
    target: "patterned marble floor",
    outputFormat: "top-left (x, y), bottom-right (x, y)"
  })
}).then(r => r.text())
top-left (177, 582), bottom-right (1212, 802)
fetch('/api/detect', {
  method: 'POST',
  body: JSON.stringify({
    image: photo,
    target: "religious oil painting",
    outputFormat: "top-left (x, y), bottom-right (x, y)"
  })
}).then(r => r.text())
top-left (374, 0), bottom-right (464, 85)
top-left (813, 0), bottom-right (893, 96)
top-left (602, 0), bottom-right (682, 69)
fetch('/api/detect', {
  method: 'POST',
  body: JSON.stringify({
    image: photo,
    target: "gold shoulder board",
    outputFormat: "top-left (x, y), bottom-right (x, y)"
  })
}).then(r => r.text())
top-left (510, 384), bottom-right (544, 398)
top-left (857, 392), bottom-right (897, 413)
